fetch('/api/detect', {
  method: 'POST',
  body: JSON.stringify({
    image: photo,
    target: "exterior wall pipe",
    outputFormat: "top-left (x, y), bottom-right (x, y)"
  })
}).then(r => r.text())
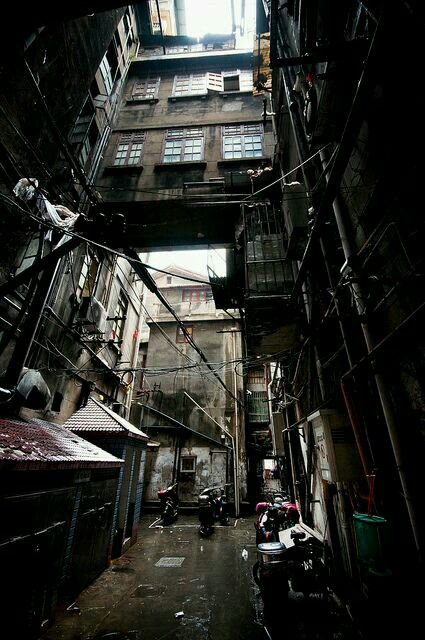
top-left (340, 378), bottom-right (373, 479)
top-left (291, 14), bottom-right (384, 301)
top-left (319, 150), bottom-right (422, 556)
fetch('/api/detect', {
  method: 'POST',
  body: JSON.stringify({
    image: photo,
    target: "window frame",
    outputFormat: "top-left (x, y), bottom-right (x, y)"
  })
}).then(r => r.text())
top-left (176, 324), bottom-right (193, 344)
top-left (131, 76), bottom-right (160, 101)
top-left (111, 290), bottom-right (129, 342)
top-left (207, 69), bottom-right (253, 94)
top-left (171, 73), bottom-right (207, 98)
top-left (77, 248), bottom-right (101, 299)
top-left (180, 455), bottom-right (197, 473)
top-left (113, 131), bottom-right (146, 167)
top-left (221, 123), bottom-right (264, 160)
top-left (162, 128), bottom-right (204, 164)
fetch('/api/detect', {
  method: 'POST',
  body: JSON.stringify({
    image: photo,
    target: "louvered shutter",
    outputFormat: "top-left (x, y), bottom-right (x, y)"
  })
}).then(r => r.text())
top-left (207, 72), bottom-right (224, 92)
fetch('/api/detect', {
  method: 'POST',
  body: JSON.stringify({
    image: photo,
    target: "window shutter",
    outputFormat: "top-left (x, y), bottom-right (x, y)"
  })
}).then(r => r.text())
top-left (240, 69), bottom-right (253, 92)
top-left (207, 72), bottom-right (224, 92)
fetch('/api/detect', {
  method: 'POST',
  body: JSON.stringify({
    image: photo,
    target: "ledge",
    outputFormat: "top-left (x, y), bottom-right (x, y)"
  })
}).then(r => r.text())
top-left (103, 164), bottom-right (144, 174)
top-left (168, 93), bottom-right (208, 102)
top-left (217, 156), bottom-right (272, 167)
top-left (220, 90), bottom-right (253, 98)
top-left (154, 160), bottom-right (207, 171)
top-left (125, 97), bottom-right (159, 105)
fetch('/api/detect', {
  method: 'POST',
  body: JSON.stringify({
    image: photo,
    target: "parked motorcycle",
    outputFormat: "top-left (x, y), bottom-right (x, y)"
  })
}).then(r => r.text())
top-left (158, 482), bottom-right (179, 525)
top-left (253, 528), bottom-right (329, 629)
top-left (198, 484), bottom-right (230, 537)
top-left (255, 495), bottom-right (300, 543)
top-left (255, 502), bottom-right (281, 544)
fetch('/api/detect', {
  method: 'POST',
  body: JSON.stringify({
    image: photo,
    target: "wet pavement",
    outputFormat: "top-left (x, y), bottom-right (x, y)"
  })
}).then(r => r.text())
top-left (40, 515), bottom-right (362, 640)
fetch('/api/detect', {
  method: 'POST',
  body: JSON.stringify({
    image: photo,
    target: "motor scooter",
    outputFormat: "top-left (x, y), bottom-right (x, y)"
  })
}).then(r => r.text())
top-left (255, 496), bottom-right (299, 542)
top-left (253, 529), bottom-right (329, 631)
top-left (158, 482), bottom-right (179, 525)
top-left (255, 502), bottom-right (281, 544)
top-left (198, 484), bottom-right (230, 537)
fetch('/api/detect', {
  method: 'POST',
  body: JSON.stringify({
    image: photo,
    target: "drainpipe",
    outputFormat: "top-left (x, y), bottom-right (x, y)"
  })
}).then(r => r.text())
top-left (320, 147), bottom-right (421, 556)
top-left (231, 328), bottom-right (241, 517)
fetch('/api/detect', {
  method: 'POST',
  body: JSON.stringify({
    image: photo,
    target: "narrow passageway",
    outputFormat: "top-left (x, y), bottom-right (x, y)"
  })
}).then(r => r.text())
top-left (41, 515), bottom-right (263, 640)
top-left (41, 515), bottom-right (360, 640)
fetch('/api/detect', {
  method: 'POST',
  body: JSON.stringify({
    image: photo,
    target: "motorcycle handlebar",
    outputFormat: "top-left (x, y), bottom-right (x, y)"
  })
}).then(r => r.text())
top-left (199, 483), bottom-right (231, 496)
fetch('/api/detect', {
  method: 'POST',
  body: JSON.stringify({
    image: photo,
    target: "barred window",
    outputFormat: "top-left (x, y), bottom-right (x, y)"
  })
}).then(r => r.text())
top-left (163, 128), bottom-right (204, 163)
top-left (172, 73), bottom-right (207, 96)
top-left (132, 77), bottom-right (160, 100)
top-left (222, 124), bottom-right (263, 159)
top-left (114, 132), bottom-right (146, 166)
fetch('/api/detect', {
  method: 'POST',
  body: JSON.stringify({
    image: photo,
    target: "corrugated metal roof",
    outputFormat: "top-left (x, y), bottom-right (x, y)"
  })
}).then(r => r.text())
top-left (63, 397), bottom-right (149, 441)
top-left (0, 417), bottom-right (124, 469)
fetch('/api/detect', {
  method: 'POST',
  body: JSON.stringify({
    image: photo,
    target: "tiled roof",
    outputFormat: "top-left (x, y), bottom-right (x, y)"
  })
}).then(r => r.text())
top-left (63, 397), bottom-right (149, 441)
top-left (0, 417), bottom-right (124, 469)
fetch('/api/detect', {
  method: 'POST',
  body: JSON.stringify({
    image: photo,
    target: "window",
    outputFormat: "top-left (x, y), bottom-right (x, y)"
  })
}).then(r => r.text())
top-left (172, 73), bottom-right (207, 97)
top-left (78, 249), bottom-right (101, 297)
top-left (163, 128), bottom-right (204, 163)
top-left (132, 77), bottom-right (160, 100)
top-left (222, 124), bottom-right (263, 159)
top-left (70, 98), bottom-right (100, 168)
top-left (182, 288), bottom-right (213, 302)
top-left (180, 456), bottom-right (196, 473)
top-left (176, 324), bottom-right (193, 343)
top-left (99, 52), bottom-right (113, 95)
top-left (114, 132), bottom-right (145, 166)
top-left (207, 69), bottom-right (252, 93)
top-left (166, 276), bottom-right (172, 284)
top-left (111, 290), bottom-right (129, 341)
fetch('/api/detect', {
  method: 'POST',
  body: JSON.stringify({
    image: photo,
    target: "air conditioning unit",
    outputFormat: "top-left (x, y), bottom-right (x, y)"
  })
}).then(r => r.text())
top-left (282, 182), bottom-right (309, 259)
top-left (78, 296), bottom-right (107, 334)
top-left (308, 409), bottom-right (362, 483)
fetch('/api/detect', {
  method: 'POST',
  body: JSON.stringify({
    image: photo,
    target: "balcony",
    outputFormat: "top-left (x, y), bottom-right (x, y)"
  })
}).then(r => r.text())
top-left (242, 202), bottom-right (300, 355)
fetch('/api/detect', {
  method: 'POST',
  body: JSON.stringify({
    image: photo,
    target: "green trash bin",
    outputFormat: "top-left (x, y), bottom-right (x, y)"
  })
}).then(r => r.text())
top-left (353, 513), bottom-right (390, 572)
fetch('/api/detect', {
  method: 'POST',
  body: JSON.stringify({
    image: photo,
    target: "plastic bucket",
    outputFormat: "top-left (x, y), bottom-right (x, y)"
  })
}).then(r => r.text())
top-left (353, 513), bottom-right (389, 570)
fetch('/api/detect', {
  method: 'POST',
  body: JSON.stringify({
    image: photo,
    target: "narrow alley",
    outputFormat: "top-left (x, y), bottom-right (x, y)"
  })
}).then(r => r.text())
top-left (41, 515), bottom-right (360, 640)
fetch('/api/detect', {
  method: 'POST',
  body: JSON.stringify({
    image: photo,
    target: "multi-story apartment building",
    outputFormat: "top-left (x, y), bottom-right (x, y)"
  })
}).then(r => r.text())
top-left (233, 0), bottom-right (423, 632)
top-left (97, 29), bottom-right (278, 508)
top-left (0, 7), bottom-right (152, 635)
top-left (131, 265), bottom-right (246, 508)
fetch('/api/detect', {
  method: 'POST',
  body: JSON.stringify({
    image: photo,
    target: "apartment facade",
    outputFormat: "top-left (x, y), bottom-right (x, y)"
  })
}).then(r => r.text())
top-left (130, 266), bottom-right (246, 508)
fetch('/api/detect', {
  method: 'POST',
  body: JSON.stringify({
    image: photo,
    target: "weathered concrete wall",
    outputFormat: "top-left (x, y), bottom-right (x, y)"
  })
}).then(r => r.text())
top-left (143, 431), bottom-right (229, 504)
top-left (98, 55), bottom-right (274, 201)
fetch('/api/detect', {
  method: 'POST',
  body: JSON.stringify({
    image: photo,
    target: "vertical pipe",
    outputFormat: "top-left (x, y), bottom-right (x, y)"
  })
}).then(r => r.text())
top-left (320, 148), bottom-right (421, 555)
top-left (232, 329), bottom-right (241, 517)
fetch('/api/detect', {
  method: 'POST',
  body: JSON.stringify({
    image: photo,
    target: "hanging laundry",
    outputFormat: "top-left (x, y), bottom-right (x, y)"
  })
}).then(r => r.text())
top-left (13, 177), bottom-right (39, 201)
top-left (13, 177), bottom-right (79, 246)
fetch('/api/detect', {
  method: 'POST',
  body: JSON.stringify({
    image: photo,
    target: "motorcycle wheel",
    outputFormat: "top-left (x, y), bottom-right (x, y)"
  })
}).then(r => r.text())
top-left (162, 505), bottom-right (175, 526)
